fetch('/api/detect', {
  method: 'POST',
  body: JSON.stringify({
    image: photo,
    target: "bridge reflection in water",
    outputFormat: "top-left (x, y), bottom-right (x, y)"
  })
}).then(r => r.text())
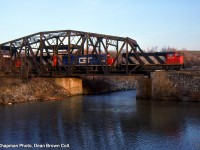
top-left (0, 90), bottom-right (200, 150)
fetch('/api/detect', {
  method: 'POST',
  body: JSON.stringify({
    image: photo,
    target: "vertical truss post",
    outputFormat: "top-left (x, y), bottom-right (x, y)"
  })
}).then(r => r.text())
top-left (81, 35), bottom-right (84, 55)
top-left (105, 38), bottom-right (108, 74)
top-left (111, 42), bottom-right (125, 68)
top-left (89, 37), bottom-right (105, 73)
top-left (100, 38), bottom-right (109, 74)
top-left (27, 40), bottom-right (40, 74)
top-left (24, 40), bottom-right (27, 76)
top-left (98, 38), bottom-right (101, 54)
top-left (126, 41), bottom-right (128, 75)
top-left (9, 42), bottom-right (12, 71)
top-left (0, 46), bottom-right (2, 73)
top-left (86, 36), bottom-right (89, 74)
top-left (56, 37), bottom-right (58, 45)
top-left (71, 37), bottom-right (86, 72)
top-left (116, 40), bottom-right (119, 67)
top-left (40, 32), bottom-right (44, 67)
top-left (68, 32), bottom-right (71, 75)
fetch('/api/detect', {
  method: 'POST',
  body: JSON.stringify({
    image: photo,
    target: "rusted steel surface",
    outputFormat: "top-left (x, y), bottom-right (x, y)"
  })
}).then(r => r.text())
top-left (0, 30), bottom-right (149, 77)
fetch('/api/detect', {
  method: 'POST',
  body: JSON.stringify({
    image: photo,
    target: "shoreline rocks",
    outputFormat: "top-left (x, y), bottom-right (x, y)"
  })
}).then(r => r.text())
top-left (0, 78), bottom-right (69, 105)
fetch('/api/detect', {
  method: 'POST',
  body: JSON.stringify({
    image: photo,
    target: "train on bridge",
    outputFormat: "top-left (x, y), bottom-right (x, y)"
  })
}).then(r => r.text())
top-left (0, 30), bottom-right (184, 77)
top-left (36, 51), bottom-right (184, 73)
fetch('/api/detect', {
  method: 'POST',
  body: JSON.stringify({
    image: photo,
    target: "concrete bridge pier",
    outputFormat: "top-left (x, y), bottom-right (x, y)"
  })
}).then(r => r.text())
top-left (136, 77), bottom-right (152, 100)
top-left (136, 71), bottom-right (200, 101)
top-left (55, 78), bottom-right (83, 95)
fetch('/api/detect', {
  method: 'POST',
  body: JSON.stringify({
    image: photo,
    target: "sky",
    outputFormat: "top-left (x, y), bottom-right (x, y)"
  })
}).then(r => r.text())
top-left (0, 0), bottom-right (200, 50)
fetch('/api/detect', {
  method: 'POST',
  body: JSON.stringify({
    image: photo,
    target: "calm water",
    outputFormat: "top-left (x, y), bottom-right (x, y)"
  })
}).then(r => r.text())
top-left (0, 90), bottom-right (200, 150)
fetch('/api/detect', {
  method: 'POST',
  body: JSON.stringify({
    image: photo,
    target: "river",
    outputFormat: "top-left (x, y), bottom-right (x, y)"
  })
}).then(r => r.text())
top-left (0, 90), bottom-right (200, 150)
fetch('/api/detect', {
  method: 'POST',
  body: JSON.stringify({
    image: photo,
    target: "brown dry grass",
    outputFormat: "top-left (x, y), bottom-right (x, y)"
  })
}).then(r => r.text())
top-left (180, 50), bottom-right (200, 68)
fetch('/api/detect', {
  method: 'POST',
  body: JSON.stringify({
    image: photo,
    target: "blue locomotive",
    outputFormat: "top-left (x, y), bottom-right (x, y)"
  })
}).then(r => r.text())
top-left (62, 54), bottom-right (113, 66)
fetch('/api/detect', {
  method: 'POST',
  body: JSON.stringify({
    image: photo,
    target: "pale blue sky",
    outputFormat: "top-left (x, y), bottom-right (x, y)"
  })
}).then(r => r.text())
top-left (1, 0), bottom-right (200, 50)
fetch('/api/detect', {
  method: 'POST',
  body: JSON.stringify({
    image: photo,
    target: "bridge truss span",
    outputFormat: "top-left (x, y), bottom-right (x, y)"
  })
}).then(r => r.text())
top-left (0, 30), bottom-right (149, 77)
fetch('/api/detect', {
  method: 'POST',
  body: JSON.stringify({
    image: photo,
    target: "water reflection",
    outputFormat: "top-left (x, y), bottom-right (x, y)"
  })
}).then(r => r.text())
top-left (0, 91), bottom-right (200, 150)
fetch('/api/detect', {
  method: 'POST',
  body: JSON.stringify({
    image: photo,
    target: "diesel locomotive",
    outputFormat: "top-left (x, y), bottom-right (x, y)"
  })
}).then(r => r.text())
top-left (58, 51), bottom-right (184, 72)
top-left (120, 51), bottom-right (184, 71)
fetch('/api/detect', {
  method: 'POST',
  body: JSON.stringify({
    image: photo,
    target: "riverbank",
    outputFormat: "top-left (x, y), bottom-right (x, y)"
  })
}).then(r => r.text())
top-left (2, 70), bottom-right (200, 105)
top-left (0, 78), bottom-right (69, 105)
top-left (0, 76), bottom-right (139, 105)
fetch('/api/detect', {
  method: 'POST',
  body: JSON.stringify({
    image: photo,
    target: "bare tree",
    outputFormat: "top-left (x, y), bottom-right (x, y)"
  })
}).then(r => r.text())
top-left (161, 46), bottom-right (177, 52)
top-left (147, 46), bottom-right (158, 52)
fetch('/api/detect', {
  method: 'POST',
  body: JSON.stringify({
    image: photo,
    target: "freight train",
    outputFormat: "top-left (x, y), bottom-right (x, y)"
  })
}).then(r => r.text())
top-left (12, 51), bottom-right (184, 72)
top-left (60, 51), bottom-right (184, 71)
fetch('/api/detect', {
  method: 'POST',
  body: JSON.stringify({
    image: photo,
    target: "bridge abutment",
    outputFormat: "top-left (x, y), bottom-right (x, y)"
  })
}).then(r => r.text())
top-left (136, 71), bottom-right (200, 101)
top-left (55, 78), bottom-right (83, 95)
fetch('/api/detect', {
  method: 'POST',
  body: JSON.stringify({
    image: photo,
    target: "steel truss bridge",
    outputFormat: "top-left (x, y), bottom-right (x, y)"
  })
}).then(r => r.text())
top-left (0, 30), bottom-right (150, 77)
